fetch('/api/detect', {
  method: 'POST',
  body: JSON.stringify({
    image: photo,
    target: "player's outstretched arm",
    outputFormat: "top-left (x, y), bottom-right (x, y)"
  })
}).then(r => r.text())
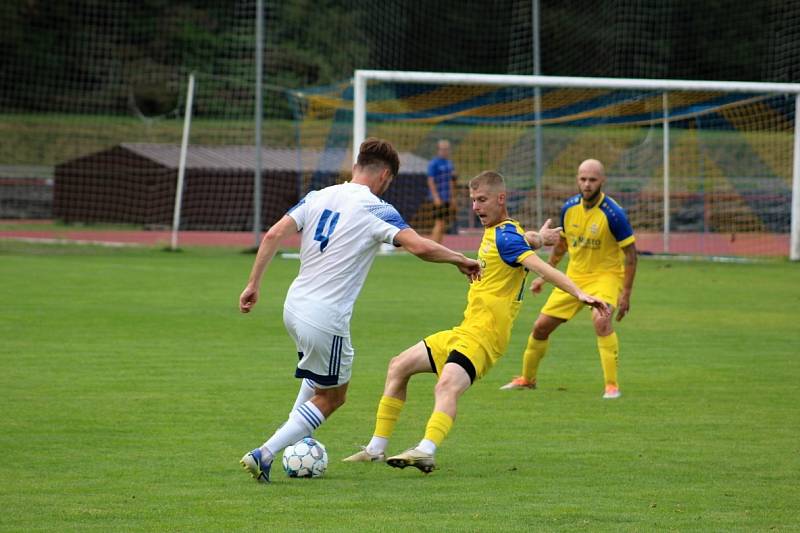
top-left (239, 215), bottom-right (298, 313)
top-left (520, 253), bottom-right (610, 317)
top-left (528, 235), bottom-right (567, 294)
top-left (394, 228), bottom-right (481, 282)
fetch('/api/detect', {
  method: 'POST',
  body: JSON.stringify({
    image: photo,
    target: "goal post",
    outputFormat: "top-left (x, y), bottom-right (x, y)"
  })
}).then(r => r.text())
top-left (353, 70), bottom-right (800, 259)
top-left (170, 73), bottom-right (196, 251)
top-left (793, 93), bottom-right (800, 261)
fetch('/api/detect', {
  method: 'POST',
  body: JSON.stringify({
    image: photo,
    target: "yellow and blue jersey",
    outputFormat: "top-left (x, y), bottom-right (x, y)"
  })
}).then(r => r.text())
top-left (559, 192), bottom-right (635, 278)
top-left (454, 219), bottom-right (535, 359)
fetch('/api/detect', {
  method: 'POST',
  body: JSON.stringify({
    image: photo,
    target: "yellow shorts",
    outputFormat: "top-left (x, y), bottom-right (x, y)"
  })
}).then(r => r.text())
top-left (423, 328), bottom-right (493, 382)
top-left (541, 274), bottom-right (622, 321)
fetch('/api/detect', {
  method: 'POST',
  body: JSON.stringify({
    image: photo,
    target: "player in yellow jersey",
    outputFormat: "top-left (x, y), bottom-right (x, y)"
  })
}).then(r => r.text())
top-left (500, 158), bottom-right (638, 399)
top-left (342, 170), bottom-right (609, 472)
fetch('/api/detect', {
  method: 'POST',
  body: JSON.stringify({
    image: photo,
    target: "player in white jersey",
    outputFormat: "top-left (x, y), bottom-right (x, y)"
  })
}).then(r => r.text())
top-left (238, 138), bottom-right (481, 483)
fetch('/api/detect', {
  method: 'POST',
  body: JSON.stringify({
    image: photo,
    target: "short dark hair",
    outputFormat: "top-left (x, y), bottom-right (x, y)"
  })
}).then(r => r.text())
top-left (357, 137), bottom-right (400, 177)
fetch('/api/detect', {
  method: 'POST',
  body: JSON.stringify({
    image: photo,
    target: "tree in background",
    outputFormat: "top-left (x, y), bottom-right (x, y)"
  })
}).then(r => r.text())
top-left (2, 0), bottom-right (800, 115)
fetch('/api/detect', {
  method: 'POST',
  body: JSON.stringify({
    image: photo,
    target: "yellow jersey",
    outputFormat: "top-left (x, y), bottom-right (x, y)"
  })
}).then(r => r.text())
top-left (559, 192), bottom-right (635, 278)
top-left (454, 219), bottom-right (535, 359)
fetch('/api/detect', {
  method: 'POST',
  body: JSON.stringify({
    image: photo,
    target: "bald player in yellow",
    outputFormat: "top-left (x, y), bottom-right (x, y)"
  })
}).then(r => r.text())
top-left (501, 159), bottom-right (638, 399)
top-left (342, 170), bottom-right (609, 473)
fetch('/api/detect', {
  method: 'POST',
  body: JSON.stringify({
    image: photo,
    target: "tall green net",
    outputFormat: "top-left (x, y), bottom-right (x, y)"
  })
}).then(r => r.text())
top-left (2, 0), bottom-right (799, 255)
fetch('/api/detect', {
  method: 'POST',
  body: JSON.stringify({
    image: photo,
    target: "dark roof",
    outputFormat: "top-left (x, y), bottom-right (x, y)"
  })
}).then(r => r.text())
top-left (119, 143), bottom-right (428, 175)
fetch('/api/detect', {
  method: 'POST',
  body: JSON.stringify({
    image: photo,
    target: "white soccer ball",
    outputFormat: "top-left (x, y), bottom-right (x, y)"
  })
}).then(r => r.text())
top-left (282, 437), bottom-right (328, 478)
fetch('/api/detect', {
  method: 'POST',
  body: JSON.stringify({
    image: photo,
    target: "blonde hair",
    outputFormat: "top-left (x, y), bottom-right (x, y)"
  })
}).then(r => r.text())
top-left (469, 170), bottom-right (506, 192)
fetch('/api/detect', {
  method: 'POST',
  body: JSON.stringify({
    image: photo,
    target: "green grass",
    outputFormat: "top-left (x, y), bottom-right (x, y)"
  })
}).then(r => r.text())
top-left (0, 221), bottom-right (145, 232)
top-left (1, 241), bottom-right (798, 531)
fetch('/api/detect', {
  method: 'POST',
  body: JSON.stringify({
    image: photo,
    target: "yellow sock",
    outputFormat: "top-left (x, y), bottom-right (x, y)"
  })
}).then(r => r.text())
top-left (597, 332), bottom-right (619, 387)
top-left (522, 335), bottom-right (549, 381)
top-left (373, 395), bottom-right (405, 439)
top-left (423, 411), bottom-right (454, 447)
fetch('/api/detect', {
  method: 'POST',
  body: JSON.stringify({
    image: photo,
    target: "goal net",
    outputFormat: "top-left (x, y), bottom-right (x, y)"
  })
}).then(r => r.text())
top-left (293, 70), bottom-right (800, 258)
top-left (0, 1), bottom-right (265, 245)
top-left (3, 1), bottom-right (800, 257)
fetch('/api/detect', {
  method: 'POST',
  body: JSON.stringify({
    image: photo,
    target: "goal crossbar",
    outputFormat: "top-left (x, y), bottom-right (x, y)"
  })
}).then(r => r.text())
top-left (355, 70), bottom-right (800, 94)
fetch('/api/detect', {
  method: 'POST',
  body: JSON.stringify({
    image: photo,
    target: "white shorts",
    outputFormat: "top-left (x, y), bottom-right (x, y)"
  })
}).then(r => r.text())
top-left (283, 308), bottom-right (354, 388)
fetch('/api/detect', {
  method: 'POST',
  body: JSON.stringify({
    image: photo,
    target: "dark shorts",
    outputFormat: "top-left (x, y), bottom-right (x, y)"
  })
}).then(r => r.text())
top-left (432, 201), bottom-right (451, 220)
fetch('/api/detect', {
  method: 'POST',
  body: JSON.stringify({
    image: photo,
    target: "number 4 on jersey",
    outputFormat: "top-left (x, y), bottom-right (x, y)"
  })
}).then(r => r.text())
top-left (314, 209), bottom-right (340, 252)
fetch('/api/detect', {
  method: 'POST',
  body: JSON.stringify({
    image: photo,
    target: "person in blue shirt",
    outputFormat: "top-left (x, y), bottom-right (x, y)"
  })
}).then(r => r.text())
top-left (427, 139), bottom-right (456, 243)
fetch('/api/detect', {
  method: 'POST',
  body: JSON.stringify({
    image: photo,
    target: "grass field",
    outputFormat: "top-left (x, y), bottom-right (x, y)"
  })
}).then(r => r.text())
top-left (1, 241), bottom-right (798, 531)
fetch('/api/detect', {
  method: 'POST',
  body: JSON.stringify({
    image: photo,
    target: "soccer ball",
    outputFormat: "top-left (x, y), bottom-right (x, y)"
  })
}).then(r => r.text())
top-left (282, 437), bottom-right (328, 478)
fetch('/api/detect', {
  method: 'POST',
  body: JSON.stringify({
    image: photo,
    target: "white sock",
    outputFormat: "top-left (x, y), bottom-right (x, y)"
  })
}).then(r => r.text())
top-left (290, 379), bottom-right (316, 414)
top-left (366, 436), bottom-right (388, 455)
top-left (261, 401), bottom-right (326, 459)
top-left (416, 439), bottom-right (437, 455)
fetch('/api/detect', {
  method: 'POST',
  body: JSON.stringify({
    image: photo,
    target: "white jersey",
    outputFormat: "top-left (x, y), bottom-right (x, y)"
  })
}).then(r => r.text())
top-left (284, 182), bottom-right (409, 335)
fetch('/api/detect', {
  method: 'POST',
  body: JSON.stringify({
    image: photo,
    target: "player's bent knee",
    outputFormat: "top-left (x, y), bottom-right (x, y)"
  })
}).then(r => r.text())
top-left (534, 315), bottom-right (563, 339)
top-left (592, 315), bottom-right (613, 336)
top-left (434, 376), bottom-right (460, 398)
top-left (387, 343), bottom-right (430, 378)
top-left (533, 323), bottom-right (554, 339)
top-left (387, 354), bottom-right (411, 377)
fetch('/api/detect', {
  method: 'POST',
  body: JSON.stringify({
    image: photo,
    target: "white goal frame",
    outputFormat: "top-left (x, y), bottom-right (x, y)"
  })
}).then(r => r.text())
top-left (353, 69), bottom-right (800, 260)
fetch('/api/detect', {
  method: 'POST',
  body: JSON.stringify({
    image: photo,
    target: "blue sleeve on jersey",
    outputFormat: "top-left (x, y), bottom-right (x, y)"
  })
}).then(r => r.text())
top-left (600, 198), bottom-right (634, 242)
top-left (495, 224), bottom-right (533, 267)
top-left (286, 196), bottom-right (306, 215)
top-left (365, 203), bottom-right (410, 230)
